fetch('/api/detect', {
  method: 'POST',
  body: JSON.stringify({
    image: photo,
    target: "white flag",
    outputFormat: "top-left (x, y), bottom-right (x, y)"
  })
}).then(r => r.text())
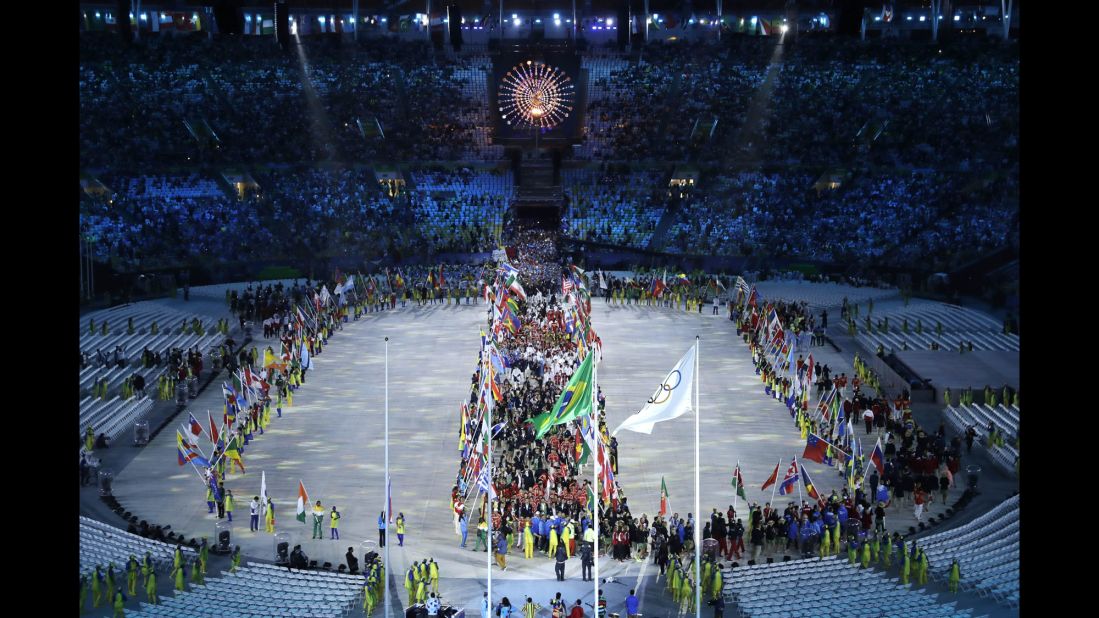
top-left (612, 343), bottom-right (696, 436)
top-left (260, 470), bottom-right (267, 502)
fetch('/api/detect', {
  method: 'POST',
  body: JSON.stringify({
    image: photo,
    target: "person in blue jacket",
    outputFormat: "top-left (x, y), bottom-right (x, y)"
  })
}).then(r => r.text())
top-left (797, 517), bottom-right (813, 556)
top-left (532, 514), bottom-right (544, 553)
top-left (785, 516), bottom-right (799, 553)
top-left (459, 514), bottom-right (469, 548)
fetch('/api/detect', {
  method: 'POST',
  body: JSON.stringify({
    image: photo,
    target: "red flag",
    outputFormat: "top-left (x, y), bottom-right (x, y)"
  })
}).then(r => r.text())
top-left (802, 432), bottom-right (830, 465)
top-left (760, 461), bottom-right (780, 491)
top-left (208, 410), bottom-right (220, 446)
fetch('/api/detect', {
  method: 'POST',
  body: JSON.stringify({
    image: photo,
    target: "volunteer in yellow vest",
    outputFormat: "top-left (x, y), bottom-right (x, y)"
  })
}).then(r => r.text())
top-left (396, 512), bottom-right (407, 546)
top-left (330, 505), bottom-right (341, 540)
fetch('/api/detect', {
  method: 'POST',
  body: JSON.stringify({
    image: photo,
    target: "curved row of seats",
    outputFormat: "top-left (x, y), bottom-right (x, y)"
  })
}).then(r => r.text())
top-left (127, 563), bottom-right (362, 618)
top-left (919, 494), bottom-right (1019, 608)
top-left (80, 516), bottom-right (197, 577)
top-left (943, 404), bottom-right (1019, 475)
top-left (721, 555), bottom-right (983, 618)
top-left (856, 301), bottom-right (1019, 352)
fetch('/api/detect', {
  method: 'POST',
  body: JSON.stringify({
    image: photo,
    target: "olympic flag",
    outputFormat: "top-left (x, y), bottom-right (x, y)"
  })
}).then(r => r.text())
top-left (612, 343), bottom-right (696, 435)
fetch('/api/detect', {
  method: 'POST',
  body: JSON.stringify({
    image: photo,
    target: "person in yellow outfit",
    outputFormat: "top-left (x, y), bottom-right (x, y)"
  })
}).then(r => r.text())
top-left (429, 558), bottom-right (439, 594)
top-left (900, 548), bottom-right (910, 586)
top-left (711, 563), bottom-right (723, 600)
top-left (111, 587), bottom-right (126, 618)
top-left (265, 498), bottom-right (276, 533)
top-left (91, 566), bottom-right (103, 609)
top-left (547, 525), bottom-right (559, 558)
top-left (404, 565), bottom-right (416, 606)
top-left (85, 427), bottom-right (95, 453)
top-left (948, 559), bottom-right (960, 593)
top-left (230, 546), bottom-right (241, 573)
top-left (126, 555), bottom-right (139, 597)
top-left (144, 568), bottom-right (157, 604)
top-left (561, 522), bottom-right (572, 559)
top-left (524, 522), bottom-right (535, 559)
top-left (80, 575), bottom-right (88, 614)
top-left (170, 563), bottom-right (186, 592)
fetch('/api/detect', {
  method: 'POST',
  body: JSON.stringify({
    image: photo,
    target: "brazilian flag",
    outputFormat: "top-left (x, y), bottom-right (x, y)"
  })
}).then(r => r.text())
top-left (531, 353), bottom-right (593, 439)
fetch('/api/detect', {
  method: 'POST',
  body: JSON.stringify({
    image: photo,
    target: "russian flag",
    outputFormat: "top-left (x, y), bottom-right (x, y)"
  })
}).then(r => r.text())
top-left (869, 438), bottom-right (886, 476)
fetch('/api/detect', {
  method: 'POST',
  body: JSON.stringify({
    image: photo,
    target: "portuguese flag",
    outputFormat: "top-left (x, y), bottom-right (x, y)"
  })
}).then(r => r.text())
top-left (659, 476), bottom-right (669, 517)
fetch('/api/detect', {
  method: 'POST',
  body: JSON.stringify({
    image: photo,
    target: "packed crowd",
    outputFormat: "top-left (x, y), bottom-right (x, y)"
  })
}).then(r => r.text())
top-left (79, 169), bottom-right (508, 271)
top-left (660, 170), bottom-right (1016, 271)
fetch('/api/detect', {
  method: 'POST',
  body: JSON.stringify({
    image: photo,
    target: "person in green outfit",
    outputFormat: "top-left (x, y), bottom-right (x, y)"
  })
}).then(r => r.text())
top-left (230, 546), bottom-right (242, 573)
top-left (91, 566), bottom-right (103, 609)
top-left (819, 527), bottom-right (831, 558)
top-left (225, 489), bottom-right (235, 522)
top-left (365, 571), bottom-right (377, 615)
top-left (711, 563), bottom-right (723, 600)
top-left (882, 535), bottom-right (892, 568)
top-left (170, 562), bottom-right (186, 592)
top-left (860, 538), bottom-right (871, 569)
top-left (111, 587), bottom-right (126, 618)
top-left (474, 517), bottom-right (488, 551)
top-left (199, 538), bottom-right (209, 574)
top-left (85, 427), bottom-right (95, 453)
top-left (429, 557), bottom-right (439, 594)
top-left (80, 575), bottom-right (88, 614)
top-left (948, 559), bottom-right (961, 593)
top-left (191, 558), bottom-right (204, 585)
top-left (145, 568), bottom-right (158, 604)
top-left (900, 547), bottom-right (910, 586)
top-left (126, 555), bottom-right (139, 597)
top-left (105, 563), bottom-right (116, 600)
top-left (141, 553), bottom-right (152, 589)
top-left (312, 500), bottom-right (325, 540)
top-left (917, 549), bottom-right (929, 585)
top-left (847, 538), bottom-right (857, 565)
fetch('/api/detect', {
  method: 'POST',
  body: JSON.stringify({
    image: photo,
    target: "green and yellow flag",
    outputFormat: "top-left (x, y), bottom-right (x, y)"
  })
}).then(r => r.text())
top-left (531, 353), bottom-right (593, 439)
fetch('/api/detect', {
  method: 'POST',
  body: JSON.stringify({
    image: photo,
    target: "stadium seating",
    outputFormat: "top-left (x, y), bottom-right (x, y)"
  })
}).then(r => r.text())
top-left (856, 301), bottom-right (1019, 353)
top-left (563, 169), bottom-right (664, 247)
top-left (919, 494), bottom-right (1019, 609)
top-left (80, 516), bottom-right (197, 576)
top-left (127, 562), bottom-right (362, 618)
top-left (721, 555), bottom-right (977, 617)
top-left (943, 404), bottom-right (1019, 474)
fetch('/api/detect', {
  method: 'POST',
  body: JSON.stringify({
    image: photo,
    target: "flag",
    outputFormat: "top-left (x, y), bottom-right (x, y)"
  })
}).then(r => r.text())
top-left (659, 476), bottom-right (669, 516)
top-left (747, 286), bottom-right (759, 308)
top-left (177, 446), bottom-right (188, 466)
top-left (300, 341), bottom-right (312, 370)
top-left (800, 461), bottom-right (822, 503)
top-left (649, 272), bottom-right (666, 298)
top-left (612, 343), bottom-right (695, 435)
top-left (732, 463), bottom-right (747, 500)
top-left (504, 272), bottom-right (527, 301)
top-left (224, 434), bottom-right (245, 473)
top-left (778, 458), bottom-right (800, 496)
top-left (676, 273), bottom-right (691, 285)
top-left (260, 470), bottom-right (268, 502)
top-left (296, 480), bottom-right (309, 523)
top-left (761, 461), bottom-right (780, 491)
top-left (477, 467), bottom-right (497, 501)
top-left (713, 276), bottom-right (727, 291)
top-left (187, 413), bottom-right (205, 440)
top-left (802, 432), bottom-right (830, 465)
top-left (598, 270), bottom-right (608, 290)
top-left (869, 438), bottom-right (886, 476)
top-left (388, 476), bottom-right (393, 523)
top-left (531, 353), bottom-right (594, 438)
top-left (208, 410), bottom-right (220, 445)
top-left (438, 265), bottom-right (446, 288)
top-left (395, 269), bottom-right (405, 289)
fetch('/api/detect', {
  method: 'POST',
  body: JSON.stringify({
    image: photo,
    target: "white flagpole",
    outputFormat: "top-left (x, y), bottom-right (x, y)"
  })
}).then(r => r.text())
top-left (732, 459), bottom-right (740, 515)
top-left (769, 459), bottom-right (779, 507)
top-left (694, 335), bottom-right (701, 618)
top-left (486, 354), bottom-right (493, 604)
top-left (592, 352), bottom-right (600, 610)
top-left (795, 456), bottom-right (804, 506)
top-left (384, 336), bottom-right (390, 618)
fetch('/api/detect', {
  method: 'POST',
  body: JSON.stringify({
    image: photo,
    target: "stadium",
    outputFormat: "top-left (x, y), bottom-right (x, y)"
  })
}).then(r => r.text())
top-left (77, 1), bottom-right (1020, 617)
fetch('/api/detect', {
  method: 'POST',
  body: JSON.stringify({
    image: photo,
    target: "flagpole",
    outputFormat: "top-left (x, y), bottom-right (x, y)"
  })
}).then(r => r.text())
top-left (694, 335), bottom-right (700, 618)
top-left (795, 456), bottom-right (804, 506)
top-left (384, 336), bottom-right (390, 618)
top-left (769, 458), bottom-right (779, 507)
top-left (733, 459), bottom-right (740, 515)
top-left (592, 350), bottom-right (600, 610)
top-left (486, 354), bottom-right (493, 606)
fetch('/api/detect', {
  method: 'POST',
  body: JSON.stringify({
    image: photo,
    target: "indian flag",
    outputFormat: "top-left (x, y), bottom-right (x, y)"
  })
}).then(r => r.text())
top-left (296, 480), bottom-right (309, 523)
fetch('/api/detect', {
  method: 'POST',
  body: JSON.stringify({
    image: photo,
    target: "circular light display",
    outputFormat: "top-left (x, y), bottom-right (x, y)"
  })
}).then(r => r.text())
top-left (499, 60), bottom-right (575, 130)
